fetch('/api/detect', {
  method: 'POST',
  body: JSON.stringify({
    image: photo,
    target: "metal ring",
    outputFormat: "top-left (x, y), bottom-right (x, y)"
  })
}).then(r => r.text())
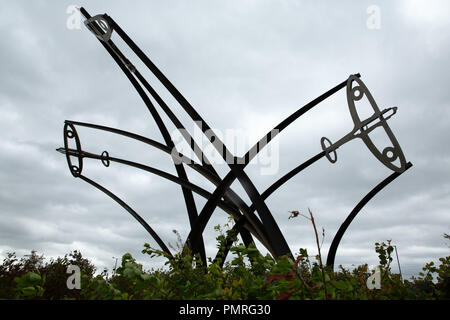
top-left (71, 165), bottom-right (80, 174)
top-left (321, 137), bottom-right (337, 163)
top-left (66, 130), bottom-right (74, 139)
top-left (351, 85), bottom-right (364, 101)
top-left (101, 150), bottom-right (110, 167)
top-left (63, 122), bottom-right (83, 177)
top-left (382, 146), bottom-right (398, 162)
top-left (84, 14), bottom-right (113, 42)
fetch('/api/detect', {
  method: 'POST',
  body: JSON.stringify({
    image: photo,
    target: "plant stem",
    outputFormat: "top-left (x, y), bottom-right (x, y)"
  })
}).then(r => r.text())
top-left (308, 208), bottom-right (328, 299)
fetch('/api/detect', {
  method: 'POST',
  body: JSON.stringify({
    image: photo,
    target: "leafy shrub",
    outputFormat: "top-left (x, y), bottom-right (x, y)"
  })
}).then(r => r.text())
top-left (1, 230), bottom-right (448, 300)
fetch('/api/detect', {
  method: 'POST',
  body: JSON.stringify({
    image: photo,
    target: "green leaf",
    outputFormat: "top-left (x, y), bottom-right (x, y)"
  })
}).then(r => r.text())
top-left (334, 281), bottom-right (349, 290)
top-left (21, 286), bottom-right (36, 297)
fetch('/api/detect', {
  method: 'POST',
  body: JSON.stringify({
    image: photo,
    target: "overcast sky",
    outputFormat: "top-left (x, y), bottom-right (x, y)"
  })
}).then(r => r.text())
top-left (0, 0), bottom-right (449, 278)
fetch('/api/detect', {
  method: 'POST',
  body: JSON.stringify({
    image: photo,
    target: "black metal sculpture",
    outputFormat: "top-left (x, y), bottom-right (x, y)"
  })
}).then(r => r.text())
top-left (58, 8), bottom-right (412, 269)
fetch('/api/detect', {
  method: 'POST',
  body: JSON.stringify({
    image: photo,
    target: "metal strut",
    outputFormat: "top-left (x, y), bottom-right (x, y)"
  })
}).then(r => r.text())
top-left (326, 162), bottom-right (413, 268)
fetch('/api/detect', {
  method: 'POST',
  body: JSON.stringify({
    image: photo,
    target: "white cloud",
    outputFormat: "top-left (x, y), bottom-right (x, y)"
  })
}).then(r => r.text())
top-left (400, 0), bottom-right (450, 25)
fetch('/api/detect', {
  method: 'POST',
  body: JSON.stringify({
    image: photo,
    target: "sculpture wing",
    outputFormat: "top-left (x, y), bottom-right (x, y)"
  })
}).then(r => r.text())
top-left (346, 75), bottom-right (407, 172)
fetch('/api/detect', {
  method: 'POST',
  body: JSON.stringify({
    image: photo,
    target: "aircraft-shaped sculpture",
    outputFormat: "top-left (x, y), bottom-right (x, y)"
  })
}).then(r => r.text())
top-left (58, 8), bottom-right (412, 269)
top-left (321, 75), bottom-right (407, 173)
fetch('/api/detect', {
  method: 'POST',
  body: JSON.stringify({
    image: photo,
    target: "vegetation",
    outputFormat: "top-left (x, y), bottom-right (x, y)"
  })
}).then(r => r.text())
top-left (1, 216), bottom-right (448, 300)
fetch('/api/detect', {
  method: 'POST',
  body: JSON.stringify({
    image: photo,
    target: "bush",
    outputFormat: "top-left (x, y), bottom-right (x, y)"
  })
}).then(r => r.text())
top-left (0, 226), bottom-right (448, 300)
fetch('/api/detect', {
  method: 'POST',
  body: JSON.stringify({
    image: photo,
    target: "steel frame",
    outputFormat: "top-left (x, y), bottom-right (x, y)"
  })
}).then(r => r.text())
top-left (58, 8), bottom-right (412, 269)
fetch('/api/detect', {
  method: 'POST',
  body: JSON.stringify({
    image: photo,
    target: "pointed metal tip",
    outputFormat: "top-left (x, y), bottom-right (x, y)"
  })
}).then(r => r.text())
top-left (56, 147), bottom-right (66, 155)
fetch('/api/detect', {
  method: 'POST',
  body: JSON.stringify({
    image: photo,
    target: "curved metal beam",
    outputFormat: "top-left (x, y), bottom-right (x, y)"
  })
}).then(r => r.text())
top-left (249, 151), bottom-right (326, 213)
top-left (77, 174), bottom-right (173, 258)
top-left (81, 9), bottom-right (276, 261)
top-left (61, 147), bottom-right (272, 250)
top-left (326, 162), bottom-right (413, 269)
top-left (214, 151), bottom-right (327, 264)
top-left (186, 76), bottom-right (357, 260)
top-left (80, 8), bottom-right (207, 262)
top-left (63, 120), bottom-right (268, 249)
top-left (92, 11), bottom-right (291, 259)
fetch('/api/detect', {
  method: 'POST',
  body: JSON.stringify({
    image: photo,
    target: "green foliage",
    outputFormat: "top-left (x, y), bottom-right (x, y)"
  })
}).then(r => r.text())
top-left (13, 271), bottom-right (45, 299)
top-left (0, 250), bottom-right (96, 300)
top-left (0, 231), bottom-right (449, 300)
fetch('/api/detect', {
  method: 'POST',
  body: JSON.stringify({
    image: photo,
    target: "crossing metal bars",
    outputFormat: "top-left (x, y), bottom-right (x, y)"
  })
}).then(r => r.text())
top-left (58, 8), bottom-right (412, 269)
